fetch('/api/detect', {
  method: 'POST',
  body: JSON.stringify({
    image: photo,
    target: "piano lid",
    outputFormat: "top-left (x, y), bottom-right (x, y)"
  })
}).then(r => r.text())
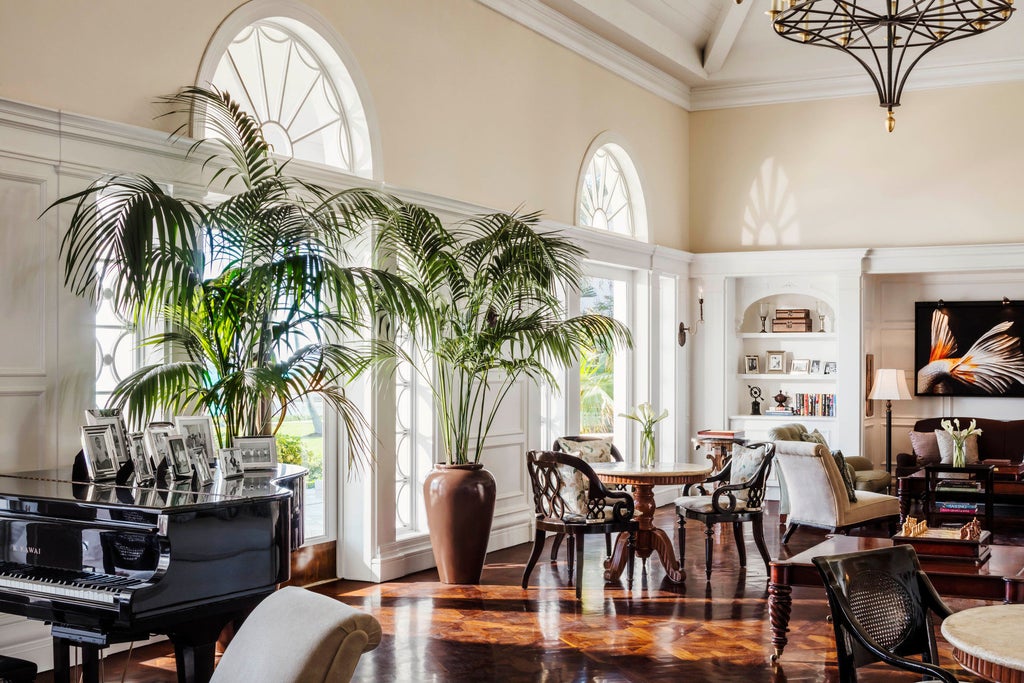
top-left (0, 464), bottom-right (304, 512)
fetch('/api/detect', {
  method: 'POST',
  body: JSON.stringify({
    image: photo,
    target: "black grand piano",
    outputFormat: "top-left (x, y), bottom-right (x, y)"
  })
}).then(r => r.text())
top-left (0, 463), bottom-right (305, 683)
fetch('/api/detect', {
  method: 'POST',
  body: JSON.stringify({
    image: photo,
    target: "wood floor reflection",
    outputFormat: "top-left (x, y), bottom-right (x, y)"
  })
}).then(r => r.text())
top-left (39, 503), bottom-right (1000, 682)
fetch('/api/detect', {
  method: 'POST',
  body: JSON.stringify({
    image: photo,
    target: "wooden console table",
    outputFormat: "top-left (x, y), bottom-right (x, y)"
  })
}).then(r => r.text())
top-left (768, 535), bottom-right (1024, 661)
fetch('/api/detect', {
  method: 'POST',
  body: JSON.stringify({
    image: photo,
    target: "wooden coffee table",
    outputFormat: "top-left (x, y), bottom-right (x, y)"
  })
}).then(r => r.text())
top-left (768, 535), bottom-right (1024, 660)
top-left (591, 462), bottom-right (712, 584)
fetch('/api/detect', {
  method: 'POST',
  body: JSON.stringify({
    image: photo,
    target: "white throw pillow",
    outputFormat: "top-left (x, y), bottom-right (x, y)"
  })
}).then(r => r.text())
top-left (934, 429), bottom-right (980, 465)
top-left (555, 438), bottom-right (614, 516)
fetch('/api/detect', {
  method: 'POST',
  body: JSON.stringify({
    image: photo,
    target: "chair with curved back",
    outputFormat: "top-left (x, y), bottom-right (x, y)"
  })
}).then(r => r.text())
top-left (550, 436), bottom-right (624, 573)
top-left (774, 440), bottom-right (900, 543)
top-left (675, 441), bottom-right (775, 579)
top-left (813, 545), bottom-right (958, 682)
top-left (210, 586), bottom-right (382, 683)
top-left (522, 449), bottom-right (636, 600)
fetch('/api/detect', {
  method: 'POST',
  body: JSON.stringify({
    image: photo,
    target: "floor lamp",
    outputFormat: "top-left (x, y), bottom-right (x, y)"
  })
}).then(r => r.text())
top-left (868, 369), bottom-right (912, 492)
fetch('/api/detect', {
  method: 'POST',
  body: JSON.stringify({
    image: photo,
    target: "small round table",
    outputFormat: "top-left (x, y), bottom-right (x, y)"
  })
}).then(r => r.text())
top-left (591, 461), bottom-right (712, 584)
top-left (941, 604), bottom-right (1024, 682)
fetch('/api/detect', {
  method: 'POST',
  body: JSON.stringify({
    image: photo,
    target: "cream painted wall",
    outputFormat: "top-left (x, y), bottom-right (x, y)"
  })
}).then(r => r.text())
top-left (689, 82), bottom-right (1024, 253)
top-left (0, 0), bottom-right (689, 249)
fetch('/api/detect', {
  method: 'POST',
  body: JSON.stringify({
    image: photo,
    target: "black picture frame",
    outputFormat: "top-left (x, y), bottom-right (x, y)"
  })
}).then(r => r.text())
top-left (915, 300), bottom-right (1024, 397)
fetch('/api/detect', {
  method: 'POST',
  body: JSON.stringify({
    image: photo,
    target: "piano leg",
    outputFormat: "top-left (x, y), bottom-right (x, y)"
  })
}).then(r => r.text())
top-left (51, 638), bottom-right (101, 683)
top-left (170, 621), bottom-right (228, 683)
top-left (51, 639), bottom-right (70, 683)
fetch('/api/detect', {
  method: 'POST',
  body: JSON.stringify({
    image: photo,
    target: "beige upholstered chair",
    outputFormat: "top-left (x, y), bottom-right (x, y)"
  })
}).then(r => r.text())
top-left (774, 440), bottom-right (900, 544)
top-left (210, 586), bottom-right (382, 683)
top-left (769, 423), bottom-right (891, 519)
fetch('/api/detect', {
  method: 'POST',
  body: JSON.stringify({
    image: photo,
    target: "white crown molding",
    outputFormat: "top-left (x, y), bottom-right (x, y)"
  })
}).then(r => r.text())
top-left (692, 248), bottom-right (869, 277)
top-left (865, 243), bottom-right (1024, 275)
top-left (476, 0), bottom-right (691, 110)
top-left (691, 57), bottom-right (1024, 111)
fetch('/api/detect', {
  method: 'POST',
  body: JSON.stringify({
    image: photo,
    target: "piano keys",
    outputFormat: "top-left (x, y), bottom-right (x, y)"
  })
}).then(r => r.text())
top-left (0, 464), bottom-right (306, 683)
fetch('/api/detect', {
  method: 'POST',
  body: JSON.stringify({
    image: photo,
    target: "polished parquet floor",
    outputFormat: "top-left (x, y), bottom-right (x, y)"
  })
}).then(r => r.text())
top-left (40, 503), bottom-right (1006, 682)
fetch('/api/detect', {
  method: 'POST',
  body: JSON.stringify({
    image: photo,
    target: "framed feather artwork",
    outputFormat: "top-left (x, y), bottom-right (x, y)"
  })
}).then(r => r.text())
top-left (915, 301), bottom-right (1024, 397)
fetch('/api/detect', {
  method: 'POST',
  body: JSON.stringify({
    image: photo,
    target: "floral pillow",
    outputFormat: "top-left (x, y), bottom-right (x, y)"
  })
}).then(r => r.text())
top-left (800, 429), bottom-right (829, 447)
top-left (555, 438), bottom-right (614, 517)
top-left (729, 444), bottom-right (767, 502)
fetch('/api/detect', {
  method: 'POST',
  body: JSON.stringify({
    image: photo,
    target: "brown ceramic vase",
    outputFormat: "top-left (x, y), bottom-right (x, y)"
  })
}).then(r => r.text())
top-left (423, 463), bottom-right (496, 584)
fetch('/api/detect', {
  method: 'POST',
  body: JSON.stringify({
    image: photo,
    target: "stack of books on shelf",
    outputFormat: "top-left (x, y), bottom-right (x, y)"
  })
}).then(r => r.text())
top-left (791, 393), bottom-right (836, 417)
top-left (935, 500), bottom-right (981, 514)
top-left (935, 480), bottom-right (983, 493)
top-left (764, 407), bottom-right (794, 417)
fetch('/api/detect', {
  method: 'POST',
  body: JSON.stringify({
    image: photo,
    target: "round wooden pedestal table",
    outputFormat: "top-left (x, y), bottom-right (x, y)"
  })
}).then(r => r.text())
top-left (590, 461), bottom-right (712, 584)
top-left (941, 604), bottom-right (1024, 682)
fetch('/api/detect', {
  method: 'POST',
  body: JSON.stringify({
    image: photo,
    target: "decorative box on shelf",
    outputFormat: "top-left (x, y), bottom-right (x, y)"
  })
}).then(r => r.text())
top-left (771, 308), bottom-right (812, 333)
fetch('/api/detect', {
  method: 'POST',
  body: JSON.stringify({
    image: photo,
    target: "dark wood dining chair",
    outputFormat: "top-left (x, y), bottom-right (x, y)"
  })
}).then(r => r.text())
top-left (522, 450), bottom-right (636, 600)
top-left (813, 545), bottom-right (958, 682)
top-left (550, 436), bottom-right (624, 572)
top-left (675, 441), bottom-right (775, 579)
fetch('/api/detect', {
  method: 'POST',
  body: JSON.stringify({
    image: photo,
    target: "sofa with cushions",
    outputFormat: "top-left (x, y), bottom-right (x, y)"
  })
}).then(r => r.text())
top-left (895, 417), bottom-right (1024, 478)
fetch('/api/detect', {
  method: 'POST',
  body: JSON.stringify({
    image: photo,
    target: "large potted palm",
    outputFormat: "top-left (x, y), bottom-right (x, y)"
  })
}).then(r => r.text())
top-left (376, 205), bottom-right (631, 583)
top-left (52, 87), bottom-right (416, 466)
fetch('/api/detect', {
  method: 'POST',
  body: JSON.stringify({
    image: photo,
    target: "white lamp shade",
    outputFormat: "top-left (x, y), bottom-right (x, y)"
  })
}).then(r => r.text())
top-left (869, 368), bottom-right (912, 401)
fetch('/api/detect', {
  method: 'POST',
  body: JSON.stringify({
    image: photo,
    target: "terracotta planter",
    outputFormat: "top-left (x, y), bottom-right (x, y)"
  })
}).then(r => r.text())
top-left (423, 463), bottom-right (496, 584)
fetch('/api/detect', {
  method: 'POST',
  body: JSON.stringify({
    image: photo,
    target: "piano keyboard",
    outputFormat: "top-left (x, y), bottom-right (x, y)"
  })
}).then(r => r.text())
top-left (0, 563), bottom-right (145, 608)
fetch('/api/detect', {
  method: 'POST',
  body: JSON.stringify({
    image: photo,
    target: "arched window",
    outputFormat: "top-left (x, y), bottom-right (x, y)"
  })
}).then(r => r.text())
top-left (576, 137), bottom-right (648, 240)
top-left (197, 4), bottom-right (378, 178)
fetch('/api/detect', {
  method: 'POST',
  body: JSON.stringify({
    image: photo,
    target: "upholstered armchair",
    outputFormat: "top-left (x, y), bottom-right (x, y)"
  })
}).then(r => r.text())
top-left (210, 586), bottom-right (382, 683)
top-left (774, 440), bottom-right (900, 543)
top-left (768, 423), bottom-right (891, 518)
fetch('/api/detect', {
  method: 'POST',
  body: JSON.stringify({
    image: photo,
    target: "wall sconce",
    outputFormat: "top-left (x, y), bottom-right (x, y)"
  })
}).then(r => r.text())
top-left (678, 293), bottom-right (705, 347)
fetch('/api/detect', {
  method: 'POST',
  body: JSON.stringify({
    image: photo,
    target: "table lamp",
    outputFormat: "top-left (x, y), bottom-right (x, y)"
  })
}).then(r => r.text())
top-left (868, 368), bottom-right (912, 489)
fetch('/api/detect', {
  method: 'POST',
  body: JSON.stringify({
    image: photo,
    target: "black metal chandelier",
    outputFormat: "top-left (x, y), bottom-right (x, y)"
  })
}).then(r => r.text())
top-left (769, 0), bottom-right (1015, 131)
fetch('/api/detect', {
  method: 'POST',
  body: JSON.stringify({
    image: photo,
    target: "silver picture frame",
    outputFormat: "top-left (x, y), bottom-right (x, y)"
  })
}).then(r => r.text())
top-left (175, 415), bottom-right (218, 465)
top-left (190, 447), bottom-right (213, 486)
top-left (80, 424), bottom-right (120, 481)
top-left (127, 431), bottom-right (155, 484)
top-left (233, 436), bottom-right (278, 470)
top-left (143, 422), bottom-right (177, 471)
top-left (166, 434), bottom-right (195, 480)
top-left (84, 408), bottom-right (130, 466)
top-left (218, 447), bottom-right (245, 479)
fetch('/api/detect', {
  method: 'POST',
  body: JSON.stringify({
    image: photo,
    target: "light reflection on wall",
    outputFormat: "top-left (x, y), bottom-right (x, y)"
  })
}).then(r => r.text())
top-left (741, 158), bottom-right (800, 247)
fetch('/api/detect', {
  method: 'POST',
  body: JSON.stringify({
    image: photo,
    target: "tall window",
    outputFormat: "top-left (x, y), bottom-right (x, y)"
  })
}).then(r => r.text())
top-left (200, 12), bottom-right (379, 543)
top-left (576, 139), bottom-right (648, 240)
top-left (579, 270), bottom-right (633, 444)
top-left (209, 19), bottom-right (373, 176)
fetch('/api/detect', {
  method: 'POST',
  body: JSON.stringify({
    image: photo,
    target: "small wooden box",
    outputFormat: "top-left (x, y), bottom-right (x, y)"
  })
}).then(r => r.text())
top-left (772, 318), bottom-right (813, 333)
top-left (775, 308), bottom-right (811, 320)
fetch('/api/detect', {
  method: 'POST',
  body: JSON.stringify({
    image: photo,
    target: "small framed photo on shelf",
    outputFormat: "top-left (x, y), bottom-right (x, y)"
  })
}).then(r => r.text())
top-left (233, 436), bottom-right (278, 470)
top-left (175, 415), bottom-right (218, 466)
top-left (144, 422), bottom-right (177, 470)
top-left (790, 358), bottom-right (810, 374)
top-left (190, 448), bottom-right (214, 486)
top-left (810, 359), bottom-right (822, 374)
top-left (80, 425), bottom-right (120, 481)
top-left (218, 448), bottom-right (245, 479)
top-left (824, 361), bottom-right (838, 375)
top-left (766, 350), bottom-right (786, 374)
top-left (127, 432), bottom-right (155, 484)
top-left (84, 408), bottom-right (130, 466)
top-left (744, 354), bottom-right (760, 374)
top-left (165, 434), bottom-right (195, 480)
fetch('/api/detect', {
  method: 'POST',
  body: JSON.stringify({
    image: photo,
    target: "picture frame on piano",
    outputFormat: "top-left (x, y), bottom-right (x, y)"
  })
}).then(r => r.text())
top-left (128, 432), bottom-right (155, 484)
top-left (144, 422), bottom-right (176, 472)
top-left (190, 447), bottom-right (214, 486)
top-left (175, 415), bottom-right (218, 466)
top-left (84, 408), bottom-right (130, 466)
top-left (166, 435), bottom-right (195, 480)
top-left (233, 436), bottom-right (278, 470)
top-left (81, 425), bottom-right (120, 481)
top-left (218, 447), bottom-right (245, 479)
